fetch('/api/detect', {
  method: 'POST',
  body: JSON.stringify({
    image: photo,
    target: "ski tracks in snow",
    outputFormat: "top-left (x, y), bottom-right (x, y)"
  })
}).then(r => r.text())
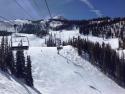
top-left (59, 49), bottom-right (102, 94)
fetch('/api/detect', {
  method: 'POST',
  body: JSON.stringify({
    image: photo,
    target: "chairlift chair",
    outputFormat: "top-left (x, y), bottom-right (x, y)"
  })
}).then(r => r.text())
top-left (56, 37), bottom-right (63, 50)
top-left (10, 35), bottom-right (29, 51)
top-left (57, 45), bottom-right (63, 50)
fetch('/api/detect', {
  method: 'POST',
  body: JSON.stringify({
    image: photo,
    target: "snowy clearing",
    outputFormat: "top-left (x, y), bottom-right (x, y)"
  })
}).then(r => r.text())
top-left (50, 30), bottom-right (119, 49)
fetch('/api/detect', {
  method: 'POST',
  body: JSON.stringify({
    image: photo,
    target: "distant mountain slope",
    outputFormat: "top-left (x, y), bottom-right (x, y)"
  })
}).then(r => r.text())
top-left (0, 16), bottom-right (125, 32)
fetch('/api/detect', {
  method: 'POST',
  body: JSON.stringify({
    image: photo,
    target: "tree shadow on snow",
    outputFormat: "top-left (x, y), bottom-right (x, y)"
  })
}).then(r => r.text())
top-left (7, 74), bottom-right (42, 94)
top-left (14, 77), bottom-right (42, 94)
top-left (0, 70), bottom-right (12, 81)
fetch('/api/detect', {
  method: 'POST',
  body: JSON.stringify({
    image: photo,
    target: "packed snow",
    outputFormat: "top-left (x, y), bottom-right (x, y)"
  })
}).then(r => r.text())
top-left (28, 46), bottom-right (125, 94)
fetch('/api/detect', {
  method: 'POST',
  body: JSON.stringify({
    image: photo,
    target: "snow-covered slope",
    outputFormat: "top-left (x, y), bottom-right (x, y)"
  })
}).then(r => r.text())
top-left (0, 21), bottom-right (14, 32)
top-left (49, 21), bottom-right (63, 28)
top-left (0, 71), bottom-right (38, 94)
top-left (13, 19), bottom-right (31, 25)
top-left (49, 16), bottom-right (66, 28)
top-left (0, 19), bottom-right (31, 32)
top-left (50, 30), bottom-right (119, 49)
top-left (52, 16), bottom-right (66, 20)
top-left (28, 46), bottom-right (125, 94)
top-left (0, 30), bottom-right (122, 94)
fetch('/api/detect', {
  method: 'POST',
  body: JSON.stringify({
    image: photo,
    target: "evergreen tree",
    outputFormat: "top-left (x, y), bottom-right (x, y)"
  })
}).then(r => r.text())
top-left (0, 36), bottom-right (5, 71)
top-left (77, 36), bottom-right (82, 55)
top-left (0, 36), bottom-right (8, 71)
top-left (25, 56), bottom-right (33, 87)
top-left (16, 50), bottom-right (25, 78)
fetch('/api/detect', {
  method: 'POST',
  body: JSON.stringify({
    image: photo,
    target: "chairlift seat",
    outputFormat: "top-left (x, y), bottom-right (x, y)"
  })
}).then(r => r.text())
top-left (57, 46), bottom-right (63, 50)
top-left (10, 35), bottom-right (29, 51)
top-left (11, 46), bottom-right (29, 50)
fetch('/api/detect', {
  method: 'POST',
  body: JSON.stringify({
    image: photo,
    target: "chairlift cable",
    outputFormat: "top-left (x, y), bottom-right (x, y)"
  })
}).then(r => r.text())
top-left (43, 0), bottom-right (52, 19)
top-left (0, 15), bottom-right (15, 25)
top-left (30, 0), bottom-right (43, 17)
top-left (43, 0), bottom-right (63, 52)
top-left (13, 0), bottom-right (33, 19)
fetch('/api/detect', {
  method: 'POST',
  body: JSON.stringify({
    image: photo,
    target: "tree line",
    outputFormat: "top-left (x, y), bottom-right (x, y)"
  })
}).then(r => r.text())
top-left (79, 17), bottom-right (125, 49)
top-left (0, 30), bottom-right (12, 36)
top-left (0, 36), bottom-right (33, 87)
top-left (45, 33), bottom-right (59, 47)
top-left (50, 17), bottom-right (125, 49)
top-left (19, 23), bottom-right (48, 37)
top-left (69, 36), bottom-right (125, 87)
top-left (79, 17), bottom-right (125, 38)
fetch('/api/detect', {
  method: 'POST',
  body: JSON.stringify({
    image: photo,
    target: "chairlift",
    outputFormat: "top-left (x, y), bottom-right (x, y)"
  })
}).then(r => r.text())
top-left (57, 45), bottom-right (63, 50)
top-left (56, 35), bottom-right (63, 52)
top-left (10, 35), bottom-right (29, 51)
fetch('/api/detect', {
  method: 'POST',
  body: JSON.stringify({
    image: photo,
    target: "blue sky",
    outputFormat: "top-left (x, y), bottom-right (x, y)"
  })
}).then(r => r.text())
top-left (0, 0), bottom-right (125, 20)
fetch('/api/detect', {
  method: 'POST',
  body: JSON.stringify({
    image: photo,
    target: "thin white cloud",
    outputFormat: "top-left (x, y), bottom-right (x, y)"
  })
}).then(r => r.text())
top-left (91, 9), bottom-right (103, 17)
top-left (80, 0), bottom-right (103, 17)
top-left (80, 0), bottom-right (94, 9)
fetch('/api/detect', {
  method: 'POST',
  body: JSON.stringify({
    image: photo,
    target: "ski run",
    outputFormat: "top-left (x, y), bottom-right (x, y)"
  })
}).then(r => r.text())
top-left (0, 30), bottom-right (125, 94)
